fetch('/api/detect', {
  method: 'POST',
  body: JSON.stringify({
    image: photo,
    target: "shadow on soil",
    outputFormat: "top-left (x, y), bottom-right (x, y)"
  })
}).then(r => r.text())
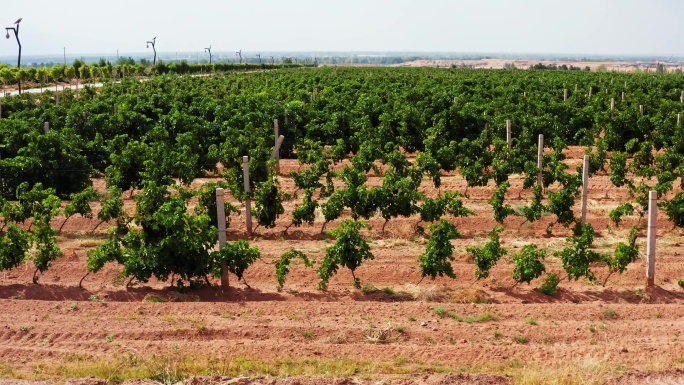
top-left (492, 284), bottom-right (684, 304)
top-left (1, 281), bottom-right (682, 304)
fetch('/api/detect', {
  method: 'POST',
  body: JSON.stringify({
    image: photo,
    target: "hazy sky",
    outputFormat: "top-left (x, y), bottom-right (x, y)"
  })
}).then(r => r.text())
top-left (0, 0), bottom-right (681, 57)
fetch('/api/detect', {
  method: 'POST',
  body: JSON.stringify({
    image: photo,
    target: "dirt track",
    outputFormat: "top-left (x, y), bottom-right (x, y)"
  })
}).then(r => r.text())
top-left (1, 147), bottom-right (684, 384)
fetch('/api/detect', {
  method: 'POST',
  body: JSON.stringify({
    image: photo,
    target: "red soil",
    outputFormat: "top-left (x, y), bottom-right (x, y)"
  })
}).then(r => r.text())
top-left (1, 146), bottom-right (684, 383)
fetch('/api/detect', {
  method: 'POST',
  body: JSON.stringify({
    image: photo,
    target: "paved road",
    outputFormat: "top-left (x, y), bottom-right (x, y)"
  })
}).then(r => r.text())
top-left (1, 82), bottom-right (112, 98)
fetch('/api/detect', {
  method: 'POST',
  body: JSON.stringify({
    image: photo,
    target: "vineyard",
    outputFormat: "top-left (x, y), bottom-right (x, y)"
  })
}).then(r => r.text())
top-left (1, 67), bottom-right (684, 383)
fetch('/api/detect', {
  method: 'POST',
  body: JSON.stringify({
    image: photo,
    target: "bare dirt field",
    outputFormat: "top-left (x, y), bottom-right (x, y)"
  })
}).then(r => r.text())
top-left (395, 59), bottom-right (677, 72)
top-left (2, 147), bottom-right (684, 384)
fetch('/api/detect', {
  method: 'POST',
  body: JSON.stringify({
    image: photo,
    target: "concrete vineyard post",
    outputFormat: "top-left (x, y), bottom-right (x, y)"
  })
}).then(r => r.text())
top-left (622, 92), bottom-right (625, 101)
top-left (681, 90), bottom-right (684, 104)
top-left (646, 190), bottom-right (657, 287)
top-left (0, 100), bottom-right (2, 119)
top-left (640, 105), bottom-right (644, 116)
top-left (678, 112), bottom-right (681, 125)
top-left (216, 188), bottom-right (229, 288)
top-left (564, 89), bottom-right (568, 101)
top-left (581, 155), bottom-right (589, 225)
top-left (243, 156), bottom-right (253, 235)
top-left (284, 109), bottom-right (288, 127)
top-left (56, 92), bottom-right (60, 106)
top-left (114, 104), bottom-right (117, 114)
top-left (271, 135), bottom-right (285, 160)
top-left (273, 119), bottom-right (280, 174)
top-left (610, 98), bottom-right (615, 110)
top-left (523, 91), bottom-right (527, 98)
top-left (43, 122), bottom-right (49, 134)
top-left (537, 134), bottom-right (544, 187)
top-left (589, 86), bottom-right (592, 97)
top-left (575, 84), bottom-right (578, 91)
top-left (506, 120), bottom-right (512, 149)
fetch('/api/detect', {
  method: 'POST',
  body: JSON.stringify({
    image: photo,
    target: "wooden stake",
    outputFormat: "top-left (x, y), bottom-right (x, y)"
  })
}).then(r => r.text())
top-left (646, 190), bottom-right (657, 287)
top-left (581, 155), bottom-right (589, 225)
top-left (243, 156), bottom-right (252, 235)
top-left (506, 120), bottom-right (512, 149)
top-left (216, 188), bottom-right (229, 288)
top-left (537, 134), bottom-right (544, 186)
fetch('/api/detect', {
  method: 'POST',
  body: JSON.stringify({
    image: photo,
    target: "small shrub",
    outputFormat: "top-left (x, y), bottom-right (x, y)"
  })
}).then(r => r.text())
top-left (303, 330), bottom-right (313, 338)
top-left (196, 324), bottom-right (207, 332)
top-left (69, 303), bottom-right (78, 311)
top-left (361, 285), bottom-right (379, 294)
top-left (603, 308), bottom-right (617, 318)
top-left (408, 316), bottom-right (416, 322)
top-left (514, 336), bottom-right (528, 344)
top-left (104, 334), bottom-right (114, 342)
top-left (539, 272), bottom-right (560, 296)
top-left (382, 287), bottom-right (394, 295)
top-left (433, 307), bottom-right (446, 317)
top-left (458, 312), bottom-right (497, 323)
top-left (678, 279), bottom-right (684, 288)
top-left (526, 318), bottom-right (537, 326)
top-left (89, 295), bottom-right (106, 305)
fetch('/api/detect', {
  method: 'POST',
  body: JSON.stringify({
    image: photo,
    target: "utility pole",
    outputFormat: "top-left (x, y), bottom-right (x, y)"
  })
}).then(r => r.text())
top-left (5, 18), bottom-right (22, 94)
top-left (204, 45), bottom-right (212, 64)
top-left (63, 47), bottom-right (66, 65)
top-left (146, 36), bottom-right (157, 65)
top-left (236, 50), bottom-right (242, 64)
top-left (256, 53), bottom-right (261, 63)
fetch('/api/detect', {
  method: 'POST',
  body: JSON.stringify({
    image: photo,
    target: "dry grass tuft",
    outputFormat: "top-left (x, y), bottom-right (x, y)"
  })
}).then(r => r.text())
top-left (362, 322), bottom-right (399, 344)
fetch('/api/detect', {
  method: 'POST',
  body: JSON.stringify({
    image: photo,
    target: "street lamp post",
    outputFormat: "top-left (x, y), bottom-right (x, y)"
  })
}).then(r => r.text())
top-left (5, 18), bottom-right (22, 94)
top-left (146, 36), bottom-right (157, 65)
top-left (204, 45), bottom-right (212, 64)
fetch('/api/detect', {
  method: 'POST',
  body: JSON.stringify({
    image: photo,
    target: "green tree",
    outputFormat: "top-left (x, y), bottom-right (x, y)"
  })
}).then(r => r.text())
top-left (419, 219), bottom-right (460, 281)
top-left (512, 245), bottom-right (546, 284)
top-left (318, 220), bottom-right (373, 289)
top-left (468, 226), bottom-right (508, 279)
top-left (275, 249), bottom-right (312, 291)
